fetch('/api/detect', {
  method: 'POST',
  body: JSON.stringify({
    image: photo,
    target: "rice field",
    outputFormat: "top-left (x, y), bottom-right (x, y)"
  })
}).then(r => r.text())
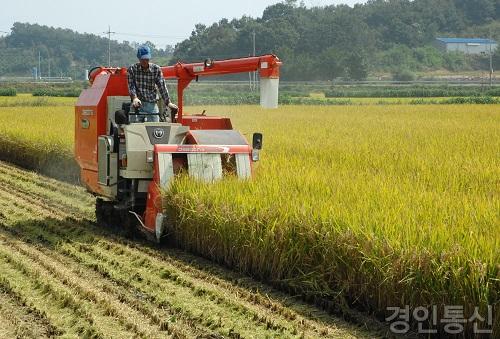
top-left (164, 105), bottom-right (499, 336)
top-left (0, 93), bottom-right (76, 107)
top-left (0, 99), bottom-right (498, 337)
top-left (0, 105), bottom-right (77, 181)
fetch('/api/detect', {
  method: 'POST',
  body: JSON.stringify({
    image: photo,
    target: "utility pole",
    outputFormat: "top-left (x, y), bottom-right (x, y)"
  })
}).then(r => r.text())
top-left (48, 58), bottom-right (51, 78)
top-left (249, 30), bottom-right (256, 91)
top-left (253, 30), bottom-right (256, 90)
top-left (246, 31), bottom-right (258, 90)
top-left (103, 26), bottom-right (115, 67)
top-left (489, 31), bottom-right (494, 87)
top-left (38, 51), bottom-right (41, 80)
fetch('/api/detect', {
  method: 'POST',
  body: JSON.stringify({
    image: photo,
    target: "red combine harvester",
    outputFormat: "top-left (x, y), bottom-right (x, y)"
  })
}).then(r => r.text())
top-left (75, 55), bottom-right (282, 241)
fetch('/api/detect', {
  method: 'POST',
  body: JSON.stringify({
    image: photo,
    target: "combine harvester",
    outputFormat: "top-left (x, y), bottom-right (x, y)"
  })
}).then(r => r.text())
top-left (75, 55), bottom-right (281, 241)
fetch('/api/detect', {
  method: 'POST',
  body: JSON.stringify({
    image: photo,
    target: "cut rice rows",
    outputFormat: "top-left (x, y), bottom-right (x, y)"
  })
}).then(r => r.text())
top-left (0, 161), bottom-right (378, 338)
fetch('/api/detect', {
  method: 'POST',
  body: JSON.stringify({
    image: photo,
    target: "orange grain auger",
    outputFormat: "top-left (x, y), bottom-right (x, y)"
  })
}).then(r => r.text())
top-left (75, 55), bottom-right (281, 241)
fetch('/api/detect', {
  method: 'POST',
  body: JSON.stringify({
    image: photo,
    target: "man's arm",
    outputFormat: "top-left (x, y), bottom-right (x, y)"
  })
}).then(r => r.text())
top-left (127, 66), bottom-right (137, 101)
top-left (154, 66), bottom-right (170, 105)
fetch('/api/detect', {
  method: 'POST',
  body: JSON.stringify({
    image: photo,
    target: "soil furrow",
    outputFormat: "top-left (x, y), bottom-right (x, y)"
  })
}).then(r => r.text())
top-left (89, 240), bottom-right (339, 337)
top-left (0, 233), bottom-right (169, 339)
top-left (0, 252), bottom-right (106, 338)
top-left (0, 207), bottom-right (211, 338)
top-left (0, 171), bottom-right (93, 217)
top-left (0, 162), bottom-right (82, 197)
top-left (0, 281), bottom-right (58, 339)
top-left (69, 243), bottom-right (294, 337)
top-left (0, 242), bottom-right (138, 338)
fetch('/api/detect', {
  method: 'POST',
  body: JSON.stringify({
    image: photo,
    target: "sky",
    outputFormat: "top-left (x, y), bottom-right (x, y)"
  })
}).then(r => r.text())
top-left (0, 0), bottom-right (366, 48)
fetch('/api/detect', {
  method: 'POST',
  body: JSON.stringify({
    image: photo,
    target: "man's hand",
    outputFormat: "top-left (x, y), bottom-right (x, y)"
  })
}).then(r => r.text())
top-left (132, 97), bottom-right (142, 108)
top-left (167, 102), bottom-right (178, 111)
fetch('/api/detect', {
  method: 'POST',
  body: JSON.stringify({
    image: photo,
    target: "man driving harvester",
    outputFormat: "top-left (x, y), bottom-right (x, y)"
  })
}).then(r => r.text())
top-left (127, 45), bottom-right (178, 122)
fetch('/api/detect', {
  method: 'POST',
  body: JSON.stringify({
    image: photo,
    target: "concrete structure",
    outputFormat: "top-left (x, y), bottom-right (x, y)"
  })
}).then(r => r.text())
top-left (436, 38), bottom-right (497, 55)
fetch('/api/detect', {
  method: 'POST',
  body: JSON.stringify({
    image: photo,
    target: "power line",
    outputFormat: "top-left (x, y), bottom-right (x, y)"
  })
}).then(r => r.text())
top-left (38, 51), bottom-right (41, 80)
top-left (94, 30), bottom-right (189, 49)
top-left (113, 32), bottom-right (189, 39)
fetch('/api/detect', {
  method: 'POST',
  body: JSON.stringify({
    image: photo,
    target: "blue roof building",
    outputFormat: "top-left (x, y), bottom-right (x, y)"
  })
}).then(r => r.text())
top-left (436, 37), bottom-right (497, 54)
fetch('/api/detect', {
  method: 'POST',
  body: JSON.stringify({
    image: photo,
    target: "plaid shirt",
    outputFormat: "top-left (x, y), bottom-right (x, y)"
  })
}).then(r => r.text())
top-left (127, 63), bottom-right (170, 103)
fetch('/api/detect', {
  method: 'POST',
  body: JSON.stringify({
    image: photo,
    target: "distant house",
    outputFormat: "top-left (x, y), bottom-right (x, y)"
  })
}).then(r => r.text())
top-left (435, 38), bottom-right (498, 55)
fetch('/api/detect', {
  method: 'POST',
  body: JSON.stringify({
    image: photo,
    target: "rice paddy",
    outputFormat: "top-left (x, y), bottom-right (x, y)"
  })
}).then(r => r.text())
top-left (0, 97), bottom-right (498, 337)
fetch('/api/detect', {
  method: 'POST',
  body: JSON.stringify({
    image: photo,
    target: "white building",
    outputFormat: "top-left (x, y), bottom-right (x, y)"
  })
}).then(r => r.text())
top-left (435, 38), bottom-right (497, 55)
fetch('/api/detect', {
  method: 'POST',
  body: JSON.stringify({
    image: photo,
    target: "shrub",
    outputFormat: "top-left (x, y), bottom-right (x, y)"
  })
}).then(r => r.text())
top-left (0, 88), bottom-right (17, 96)
top-left (392, 69), bottom-right (417, 82)
top-left (32, 89), bottom-right (80, 97)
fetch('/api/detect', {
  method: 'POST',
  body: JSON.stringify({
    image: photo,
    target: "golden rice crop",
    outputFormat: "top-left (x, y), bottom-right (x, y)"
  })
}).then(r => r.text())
top-left (0, 93), bottom-right (76, 107)
top-left (163, 104), bottom-right (499, 335)
top-left (0, 101), bottom-right (498, 335)
top-left (0, 106), bottom-right (77, 180)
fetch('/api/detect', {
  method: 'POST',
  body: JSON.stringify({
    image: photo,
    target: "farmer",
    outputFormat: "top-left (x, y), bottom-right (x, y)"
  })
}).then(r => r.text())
top-left (127, 45), bottom-right (178, 122)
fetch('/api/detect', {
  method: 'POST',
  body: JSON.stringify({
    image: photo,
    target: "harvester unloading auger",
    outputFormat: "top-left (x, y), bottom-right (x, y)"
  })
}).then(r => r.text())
top-left (75, 55), bottom-right (282, 241)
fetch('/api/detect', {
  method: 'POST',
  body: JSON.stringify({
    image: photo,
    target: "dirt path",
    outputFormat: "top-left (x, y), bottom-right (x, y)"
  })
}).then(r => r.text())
top-left (0, 161), bottom-right (384, 338)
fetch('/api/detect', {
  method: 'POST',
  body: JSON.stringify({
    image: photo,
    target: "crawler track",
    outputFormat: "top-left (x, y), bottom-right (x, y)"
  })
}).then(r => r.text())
top-left (0, 161), bottom-right (382, 338)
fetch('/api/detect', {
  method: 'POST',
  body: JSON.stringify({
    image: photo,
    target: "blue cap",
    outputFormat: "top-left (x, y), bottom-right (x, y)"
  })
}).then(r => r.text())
top-left (137, 46), bottom-right (151, 60)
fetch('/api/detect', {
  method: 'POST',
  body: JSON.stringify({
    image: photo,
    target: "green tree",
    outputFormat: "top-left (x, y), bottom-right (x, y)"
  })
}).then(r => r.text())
top-left (455, 0), bottom-right (496, 24)
top-left (1, 0), bottom-right (498, 78)
top-left (346, 53), bottom-right (368, 81)
top-left (444, 51), bottom-right (468, 71)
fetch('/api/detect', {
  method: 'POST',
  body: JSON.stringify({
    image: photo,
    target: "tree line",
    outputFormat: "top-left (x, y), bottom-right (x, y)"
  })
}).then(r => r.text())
top-left (172, 0), bottom-right (500, 80)
top-left (0, 0), bottom-right (499, 80)
top-left (0, 23), bottom-right (171, 79)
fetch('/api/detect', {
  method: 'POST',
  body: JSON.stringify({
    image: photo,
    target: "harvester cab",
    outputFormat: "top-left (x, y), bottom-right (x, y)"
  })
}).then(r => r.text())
top-left (75, 55), bottom-right (281, 241)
